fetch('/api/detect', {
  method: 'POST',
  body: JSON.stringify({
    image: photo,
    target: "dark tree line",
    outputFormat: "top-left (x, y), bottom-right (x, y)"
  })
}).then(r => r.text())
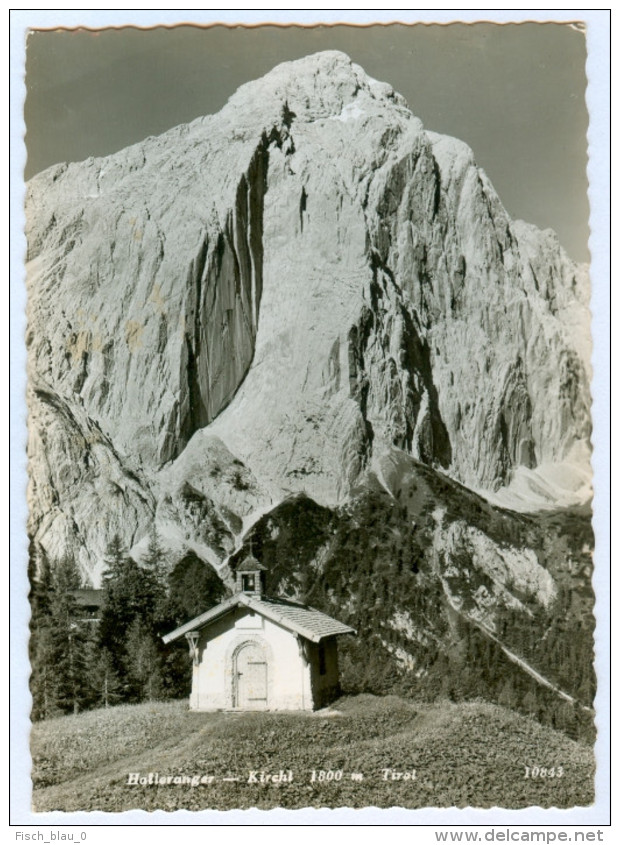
top-left (29, 534), bottom-right (226, 720)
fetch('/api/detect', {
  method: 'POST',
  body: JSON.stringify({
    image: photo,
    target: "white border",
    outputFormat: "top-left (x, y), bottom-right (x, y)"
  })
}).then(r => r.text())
top-left (9, 8), bottom-right (611, 828)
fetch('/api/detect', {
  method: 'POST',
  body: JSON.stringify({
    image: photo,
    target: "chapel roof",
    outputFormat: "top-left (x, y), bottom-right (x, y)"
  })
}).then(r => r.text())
top-left (162, 593), bottom-right (355, 645)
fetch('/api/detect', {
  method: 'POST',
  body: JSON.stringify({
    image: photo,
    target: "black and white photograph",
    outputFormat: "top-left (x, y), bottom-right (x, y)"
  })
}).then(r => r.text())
top-left (12, 11), bottom-right (610, 823)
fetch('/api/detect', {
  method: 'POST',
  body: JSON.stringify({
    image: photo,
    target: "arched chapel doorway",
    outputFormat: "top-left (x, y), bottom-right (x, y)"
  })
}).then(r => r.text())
top-left (234, 641), bottom-right (268, 709)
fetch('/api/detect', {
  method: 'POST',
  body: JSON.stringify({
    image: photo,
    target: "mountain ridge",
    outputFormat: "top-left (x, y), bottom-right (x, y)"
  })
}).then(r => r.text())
top-left (26, 50), bottom-right (591, 587)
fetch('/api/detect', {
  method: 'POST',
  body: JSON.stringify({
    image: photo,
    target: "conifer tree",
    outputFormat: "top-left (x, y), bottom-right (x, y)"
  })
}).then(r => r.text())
top-left (167, 552), bottom-right (226, 624)
top-left (160, 645), bottom-right (192, 700)
top-left (30, 624), bottom-right (60, 720)
top-left (29, 542), bottom-right (54, 718)
top-left (140, 527), bottom-right (170, 630)
top-left (49, 556), bottom-right (88, 714)
top-left (125, 618), bottom-right (165, 702)
top-left (29, 541), bottom-right (52, 622)
top-left (99, 535), bottom-right (148, 673)
top-left (30, 552), bottom-right (90, 717)
top-left (102, 533), bottom-right (128, 581)
top-left (88, 645), bottom-right (123, 708)
top-left (98, 532), bottom-right (173, 703)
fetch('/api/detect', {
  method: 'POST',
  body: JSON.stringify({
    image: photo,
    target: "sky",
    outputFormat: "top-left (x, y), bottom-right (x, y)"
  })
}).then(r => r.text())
top-left (24, 22), bottom-right (590, 262)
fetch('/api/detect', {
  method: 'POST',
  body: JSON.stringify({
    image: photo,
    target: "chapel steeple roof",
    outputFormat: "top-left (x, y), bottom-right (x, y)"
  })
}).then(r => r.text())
top-left (236, 554), bottom-right (267, 573)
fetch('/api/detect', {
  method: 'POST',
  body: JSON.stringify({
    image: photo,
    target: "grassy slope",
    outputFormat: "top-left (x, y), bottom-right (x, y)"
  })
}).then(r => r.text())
top-left (31, 695), bottom-right (594, 812)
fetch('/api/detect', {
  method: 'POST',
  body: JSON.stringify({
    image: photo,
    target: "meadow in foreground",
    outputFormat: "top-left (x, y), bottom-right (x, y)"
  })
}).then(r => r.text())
top-left (31, 694), bottom-right (595, 812)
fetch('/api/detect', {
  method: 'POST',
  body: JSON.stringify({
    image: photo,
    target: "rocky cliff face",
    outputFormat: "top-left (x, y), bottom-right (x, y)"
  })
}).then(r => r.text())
top-left (25, 51), bottom-right (591, 583)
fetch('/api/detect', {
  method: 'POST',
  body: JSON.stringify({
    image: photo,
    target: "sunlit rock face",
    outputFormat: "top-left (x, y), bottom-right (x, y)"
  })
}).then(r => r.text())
top-left (25, 51), bottom-right (591, 582)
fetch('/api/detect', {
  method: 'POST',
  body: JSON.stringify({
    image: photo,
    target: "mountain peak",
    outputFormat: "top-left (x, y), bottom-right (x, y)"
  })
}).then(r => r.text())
top-left (224, 49), bottom-right (411, 127)
top-left (26, 51), bottom-right (591, 578)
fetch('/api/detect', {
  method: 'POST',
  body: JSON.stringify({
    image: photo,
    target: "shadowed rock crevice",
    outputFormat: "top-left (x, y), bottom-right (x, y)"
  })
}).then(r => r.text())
top-left (351, 250), bottom-right (452, 472)
top-left (399, 307), bottom-right (452, 468)
top-left (177, 137), bottom-right (270, 457)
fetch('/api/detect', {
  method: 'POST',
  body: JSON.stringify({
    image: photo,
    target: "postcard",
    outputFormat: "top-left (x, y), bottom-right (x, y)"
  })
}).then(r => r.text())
top-left (11, 10), bottom-right (610, 827)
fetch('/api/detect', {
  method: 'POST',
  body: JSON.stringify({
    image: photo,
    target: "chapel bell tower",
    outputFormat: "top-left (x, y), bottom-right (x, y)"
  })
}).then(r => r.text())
top-left (235, 554), bottom-right (267, 598)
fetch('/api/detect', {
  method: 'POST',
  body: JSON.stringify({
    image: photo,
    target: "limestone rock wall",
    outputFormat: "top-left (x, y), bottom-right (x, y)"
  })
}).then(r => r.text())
top-left (25, 51), bottom-right (591, 579)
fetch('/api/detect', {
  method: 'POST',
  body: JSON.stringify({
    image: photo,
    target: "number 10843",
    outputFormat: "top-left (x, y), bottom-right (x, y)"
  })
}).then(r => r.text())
top-left (524, 766), bottom-right (564, 778)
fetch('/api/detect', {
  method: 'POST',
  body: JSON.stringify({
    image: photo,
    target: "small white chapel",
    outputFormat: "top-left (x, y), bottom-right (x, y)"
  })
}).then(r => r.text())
top-left (163, 555), bottom-right (355, 711)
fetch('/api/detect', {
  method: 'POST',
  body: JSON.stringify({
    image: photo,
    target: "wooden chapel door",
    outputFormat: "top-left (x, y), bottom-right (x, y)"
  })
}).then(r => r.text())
top-left (235, 641), bottom-right (268, 708)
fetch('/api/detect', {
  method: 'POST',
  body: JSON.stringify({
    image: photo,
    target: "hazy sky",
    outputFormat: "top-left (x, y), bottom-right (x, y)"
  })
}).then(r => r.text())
top-left (24, 22), bottom-right (590, 262)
